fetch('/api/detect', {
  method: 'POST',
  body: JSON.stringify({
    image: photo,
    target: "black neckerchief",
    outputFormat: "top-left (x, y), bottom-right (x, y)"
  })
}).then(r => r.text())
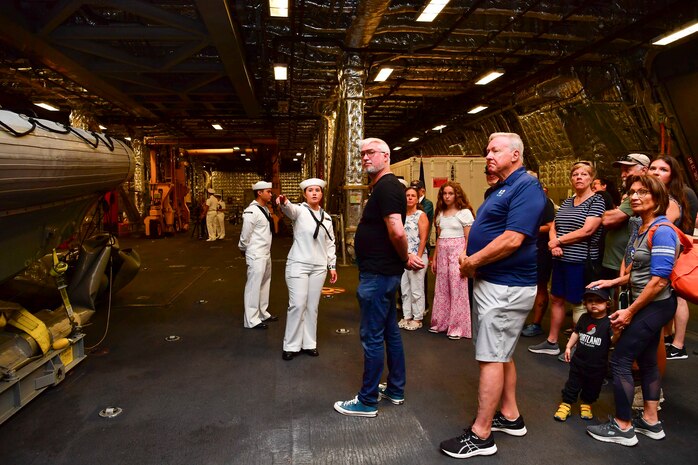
top-left (256, 205), bottom-right (273, 230)
top-left (304, 204), bottom-right (333, 241)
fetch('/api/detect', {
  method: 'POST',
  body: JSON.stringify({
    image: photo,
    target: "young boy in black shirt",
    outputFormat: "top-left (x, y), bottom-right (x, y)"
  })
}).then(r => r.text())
top-left (554, 287), bottom-right (613, 421)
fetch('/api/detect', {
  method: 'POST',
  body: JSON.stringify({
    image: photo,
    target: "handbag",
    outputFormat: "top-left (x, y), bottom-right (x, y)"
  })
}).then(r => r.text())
top-left (582, 196), bottom-right (602, 285)
top-left (583, 241), bottom-right (602, 285)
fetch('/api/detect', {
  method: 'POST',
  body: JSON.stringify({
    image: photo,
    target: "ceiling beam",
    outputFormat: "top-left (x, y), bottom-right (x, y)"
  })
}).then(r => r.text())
top-left (195, 0), bottom-right (260, 118)
top-left (0, 5), bottom-right (156, 119)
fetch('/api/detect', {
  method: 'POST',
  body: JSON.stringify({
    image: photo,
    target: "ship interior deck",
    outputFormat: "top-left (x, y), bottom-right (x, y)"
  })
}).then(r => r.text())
top-left (2, 224), bottom-right (697, 465)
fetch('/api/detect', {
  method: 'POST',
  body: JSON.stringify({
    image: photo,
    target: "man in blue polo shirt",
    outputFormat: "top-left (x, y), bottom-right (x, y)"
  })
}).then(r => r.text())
top-left (439, 132), bottom-right (546, 459)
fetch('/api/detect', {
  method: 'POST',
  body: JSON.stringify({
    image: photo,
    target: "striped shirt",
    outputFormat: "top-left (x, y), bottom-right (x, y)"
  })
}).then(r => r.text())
top-left (553, 194), bottom-right (606, 263)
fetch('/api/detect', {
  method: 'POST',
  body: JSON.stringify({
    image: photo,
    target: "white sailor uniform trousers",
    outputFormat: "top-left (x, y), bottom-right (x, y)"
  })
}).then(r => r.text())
top-left (205, 194), bottom-right (219, 241)
top-left (280, 202), bottom-right (336, 351)
top-left (215, 200), bottom-right (226, 239)
top-left (238, 200), bottom-right (273, 327)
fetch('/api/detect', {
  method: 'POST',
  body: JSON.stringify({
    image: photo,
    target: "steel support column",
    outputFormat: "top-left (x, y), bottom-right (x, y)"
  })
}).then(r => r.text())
top-left (337, 54), bottom-right (367, 260)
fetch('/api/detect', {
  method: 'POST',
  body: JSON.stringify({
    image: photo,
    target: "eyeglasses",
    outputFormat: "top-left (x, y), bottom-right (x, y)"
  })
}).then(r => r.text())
top-left (360, 149), bottom-right (386, 157)
top-left (628, 188), bottom-right (650, 198)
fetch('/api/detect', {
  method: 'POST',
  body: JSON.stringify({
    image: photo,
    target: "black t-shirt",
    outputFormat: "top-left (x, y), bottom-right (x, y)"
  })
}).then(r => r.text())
top-left (355, 173), bottom-right (406, 275)
top-left (537, 197), bottom-right (556, 249)
top-left (598, 190), bottom-right (615, 210)
top-left (572, 313), bottom-right (613, 368)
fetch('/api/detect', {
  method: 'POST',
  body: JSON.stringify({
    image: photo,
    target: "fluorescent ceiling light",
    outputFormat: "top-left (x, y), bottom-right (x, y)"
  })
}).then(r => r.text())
top-left (233, 146), bottom-right (240, 150)
top-left (468, 105), bottom-right (488, 114)
top-left (393, 146), bottom-right (402, 151)
top-left (274, 64), bottom-right (287, 80)
top-left (125, 137), bottom-right (132, 141)
top-left (188, 148), bottom-right (236, 155)
top-left (475, 70), bottom-right (504, 85)
top-left (99, 125), bottom-right (107, 131)
top-left (269, 0), bottom-right (288, 17)
top-left (416, 0), bottom-right (450, 23)
top-left (652, 20), bottom-right (698, 45)
top-left (374, 68), bottom-right (394, 82)
top-left (296, 152), bottom-right (302, 156)
top-left (245, 158), bottom-right (251, 161)
top-left (292, 158), bottom-right (298, 161)
top-left (34, 102), bottom-right (59, 111)
top-left (432, 124), bottom-right (447, 131)
top-left (408, 137), bottom-right (419, 142)
top-left (212, 123), bottom-right (223, 130)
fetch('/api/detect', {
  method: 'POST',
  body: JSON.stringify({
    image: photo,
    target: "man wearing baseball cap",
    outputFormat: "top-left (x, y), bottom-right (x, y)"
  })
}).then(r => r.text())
top-left (601, 153), bottom-right (650, 284)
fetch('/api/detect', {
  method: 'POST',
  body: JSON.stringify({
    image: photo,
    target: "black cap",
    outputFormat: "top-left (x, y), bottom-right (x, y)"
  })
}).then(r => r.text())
top-left (583, 287), bottom-right (610, 301)
top-left (410, 180), bottom-right (425, 189)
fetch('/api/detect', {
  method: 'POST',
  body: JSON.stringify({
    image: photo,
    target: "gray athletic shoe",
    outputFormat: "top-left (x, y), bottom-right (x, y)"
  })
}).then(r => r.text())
top-left (587, 416), bottom-right (638, 446)
top-left (632, 416), bottom-right (665, 440)
top-left (528, 340), bottom-right (560, 355)
top-left (521, 323), bottom-right (543, 337)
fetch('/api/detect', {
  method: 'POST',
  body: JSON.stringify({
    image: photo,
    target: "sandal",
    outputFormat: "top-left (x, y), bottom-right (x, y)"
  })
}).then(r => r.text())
top-left (398, 319), bottom-right (410, 329)
top-left (580, 403), bottom-right (593, 420)
top-left (405, 320), bottom-right (422, 331)
top-left (554, 402), bottom-right (571, 421)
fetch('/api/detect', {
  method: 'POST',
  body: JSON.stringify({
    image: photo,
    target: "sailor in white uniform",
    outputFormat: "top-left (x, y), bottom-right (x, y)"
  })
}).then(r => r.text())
top-left (276, 178), bottom-right (337, 360)
top-left (238, 181), bottom-right (277, 329)
top-left (214, 193), bottom-right (226, 239)
top-left (204, 188), bottom-right (219, 241)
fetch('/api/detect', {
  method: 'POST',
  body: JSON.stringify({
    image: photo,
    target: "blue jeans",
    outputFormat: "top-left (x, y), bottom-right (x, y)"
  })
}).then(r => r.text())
top-left (357, 272), bottom-right (405, 405)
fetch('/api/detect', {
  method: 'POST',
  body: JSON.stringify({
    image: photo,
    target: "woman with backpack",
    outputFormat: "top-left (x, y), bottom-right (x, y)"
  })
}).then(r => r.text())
top-left (586, 175), bottom-right (679, 446)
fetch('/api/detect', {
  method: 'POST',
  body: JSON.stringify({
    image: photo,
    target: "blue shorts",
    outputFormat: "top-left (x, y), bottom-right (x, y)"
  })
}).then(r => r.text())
top-left (550, 260), bottom-right (585, 304)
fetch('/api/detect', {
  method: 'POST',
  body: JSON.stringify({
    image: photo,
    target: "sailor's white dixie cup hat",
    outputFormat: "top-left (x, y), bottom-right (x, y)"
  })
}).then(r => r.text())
top-left (252, 181), bottom-right (272, 190)
top-left (299, 178), bottom-right (326, 190)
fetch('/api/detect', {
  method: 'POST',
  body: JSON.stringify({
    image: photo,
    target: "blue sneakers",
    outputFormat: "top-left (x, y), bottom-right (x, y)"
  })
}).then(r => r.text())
top-left (378, 383), bottom-right (405, 405)
top-left (334, 396), bottom-right (378, 417)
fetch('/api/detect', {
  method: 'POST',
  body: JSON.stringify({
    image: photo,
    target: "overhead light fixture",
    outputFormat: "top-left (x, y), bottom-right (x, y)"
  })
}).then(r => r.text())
top-left (416, 0), bottom-right (451, 23)
top-left (296, 152), bottom-right (302, 156)
top-left (408, 137), bottom-right (419, 142)
top-left (432, 124), bottom-right (447, 131)
top-left (468, 105), bottom-right (488, 114)
top-left (374, 68), bottom-right (394, 82)
top-left (274, 64), bottom-right (288, 80)
top-left (269, 0), bottom-right (288, 17)
top-left (187, 148), bottom-right (236, 155)
top-left (652, 20), bottom-right (698, 45)
top-left (99, 125), bottom-right (107, 131)
top-left (125, 137), bottom-right (132, 141)
top-left (212, 123), bottom-right (223, 130)
top-left (34, 102), bottom-right (59, 111)
top-left (475, 69), bottom-right (504, 85)
top-left (245, 158), bottom-right (251, 161)
top-left (292, 158), bottom-right (298, 161)
top-left (393, 146), bottom-right (402, 151)
top-left (233, 146), bottom-right (240, 150)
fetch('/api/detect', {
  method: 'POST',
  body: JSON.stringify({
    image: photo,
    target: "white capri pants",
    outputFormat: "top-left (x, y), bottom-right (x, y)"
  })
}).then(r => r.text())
top-left (400, 251), bottom-right (428, 321)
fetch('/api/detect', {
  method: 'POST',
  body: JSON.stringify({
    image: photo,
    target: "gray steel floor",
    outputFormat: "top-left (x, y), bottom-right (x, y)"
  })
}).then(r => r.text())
top-left (1, 225), bottom-right (697, 465)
